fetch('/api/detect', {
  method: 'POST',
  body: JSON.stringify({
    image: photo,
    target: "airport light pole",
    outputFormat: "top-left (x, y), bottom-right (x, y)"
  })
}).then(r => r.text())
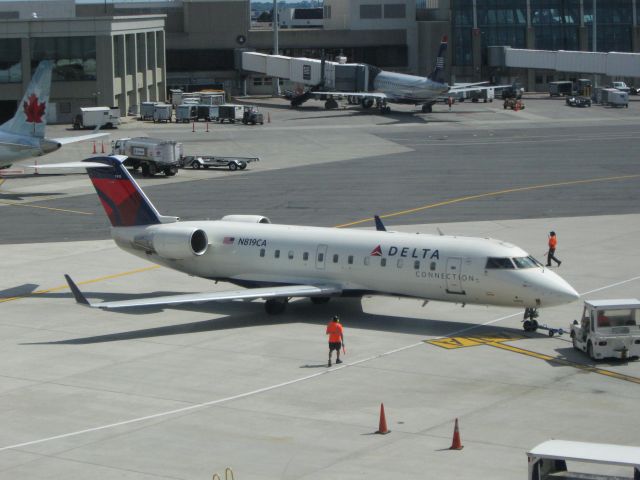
top-left (272, 0), bottom-right (281, 96)
top-left (592, 0), bottom-right (597, 52)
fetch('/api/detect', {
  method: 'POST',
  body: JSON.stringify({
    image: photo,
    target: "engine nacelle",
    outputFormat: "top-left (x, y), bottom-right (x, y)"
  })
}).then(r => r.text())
top-left (148, 227), bottom-right (208, 260)
top-left (220, 215), bottom-right (271, 224)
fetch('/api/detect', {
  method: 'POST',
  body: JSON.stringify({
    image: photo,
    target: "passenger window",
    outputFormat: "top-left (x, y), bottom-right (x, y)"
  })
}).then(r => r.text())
top-left (318, 252), bottom-right (324, 262)
top-left (260, 248), bottom-right (265, 257)
top-left (303, 252), bottom-right (309, 261)
top-left (348, 255), bottom-right (353, 265)
top-left (333, 254), bottom-right (339, 263)
top-left (430, 262), bottom-right (436, 271)
top-left (381, 258), bottom-right (387, 267)
top-left (397, 259), bottom-right (403, 268)
top-left (364, 257), bottom-right (370, 266)
top-left (275, 249), bottom-right (280, 259)
top-left (288, 250), bottom-right (294, 260)
top-left (414, 260), bottom-right (420, 270)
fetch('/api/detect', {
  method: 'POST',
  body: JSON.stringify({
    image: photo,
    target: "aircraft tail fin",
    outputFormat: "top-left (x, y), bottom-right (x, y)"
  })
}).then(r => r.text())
top-left (83, 156), bottom-right (166, 227)
top-left (427, 36), bottom-right (448, 83)
top-left (0, 60), bottom-right (53, 139)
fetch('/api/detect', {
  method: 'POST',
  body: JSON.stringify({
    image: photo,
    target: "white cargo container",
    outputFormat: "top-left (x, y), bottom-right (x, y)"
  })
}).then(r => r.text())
top-left (73, 107), bottom-right (120, 129)
top-left (199, 93), bottom-right (225, 106)
top-left (242, 52), bottom-right (269, 74)
top-left (290, 57), bottom-right (323, 85)
top-left (266, 55), bottom-right (291, 78)
top-left (600, 88), bottom-right (629, 107)
top-left (153, 104), bottom-right (172, 122)
top-left (112, 137), bottom-right (182, 177)
top-left (140, 102), bottom-right (158, 121)
top-left (175, 104), bottom-right (197, 123)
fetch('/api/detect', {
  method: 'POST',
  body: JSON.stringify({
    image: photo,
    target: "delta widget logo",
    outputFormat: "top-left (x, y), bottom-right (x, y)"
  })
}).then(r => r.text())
top-left (370, 245), bottom-right (382, 256)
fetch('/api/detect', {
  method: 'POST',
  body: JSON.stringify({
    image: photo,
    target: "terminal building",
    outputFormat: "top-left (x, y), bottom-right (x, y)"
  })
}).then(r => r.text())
top-left (1, 0), bottom-right (638, 122)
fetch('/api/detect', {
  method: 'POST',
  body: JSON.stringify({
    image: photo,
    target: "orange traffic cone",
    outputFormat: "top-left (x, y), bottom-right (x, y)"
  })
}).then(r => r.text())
top-left (206, 122), bottom-right (209, 132)
top-left (450, 418), bottom-right (463, 450)
top-left (100, 141), bottom-right (105, 154)
top-left (192, 121), bottom-right (195, 132)
top-left (92, 141), bottom-right (96, 154)
top-left (376, 403), bottom-right (390, 434)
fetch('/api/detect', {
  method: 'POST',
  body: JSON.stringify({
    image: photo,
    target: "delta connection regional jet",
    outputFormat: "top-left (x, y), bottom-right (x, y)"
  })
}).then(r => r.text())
top-left (0, 61), bottom-right (107, 170)
top-left (49, 156), bottom-right (579, 330)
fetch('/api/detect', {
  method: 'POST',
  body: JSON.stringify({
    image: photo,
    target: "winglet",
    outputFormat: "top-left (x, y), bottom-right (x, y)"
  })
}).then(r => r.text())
top-left (64, 274), bottom-right (91, 306)
top-left (374, 215), bottom-right (387, 232)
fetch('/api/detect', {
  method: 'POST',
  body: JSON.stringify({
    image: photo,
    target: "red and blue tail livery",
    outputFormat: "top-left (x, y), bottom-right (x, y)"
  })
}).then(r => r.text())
top-left (83, 156), bottom-right (162, 227)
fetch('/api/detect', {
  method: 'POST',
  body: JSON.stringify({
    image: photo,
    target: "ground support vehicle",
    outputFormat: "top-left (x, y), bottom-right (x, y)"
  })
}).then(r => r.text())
top-left (196, 105), bottom-right (218, 122)
top-left (549, 80), bottom-right (573, 96)
top-left (241, 106), bottom-right (264, 125)
top-left (565, 95), bottom-right (591, 107)
top-left (180, 155), bottom-right (259, 171)
top-left (73, 107), bottom-right (120, 129)
top-left (112, 137), bottom-right (182, 177)
top-left (503, 98), bottom-right (525, 110)
top-left (469, 87), bottom-right (494, 103)
top-left (140, 102), bottom-right (158, 120)
top-left (152, 104), bottom-right (172, 123)
top-left (570, 299), bottom-right (640, 361)
top-left (175, 104), bottom-right (197, 123)
top-left (611, 81), bottom-right (631, 94)
top-left (216, 104), bottom-right (244, 123)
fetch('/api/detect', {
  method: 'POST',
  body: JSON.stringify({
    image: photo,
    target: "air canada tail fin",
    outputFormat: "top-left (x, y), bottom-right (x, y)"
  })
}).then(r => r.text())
top-left (0, 60), bottom-right (53, 139)
top-left (427, 36), bottom-right (448, 83)
top-left (83, 156), bottom-right (166, 227)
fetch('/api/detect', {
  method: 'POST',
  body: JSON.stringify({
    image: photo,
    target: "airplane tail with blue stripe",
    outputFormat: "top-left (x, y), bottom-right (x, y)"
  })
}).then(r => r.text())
top-left (82, 156), bottom-right (173, 227)
top-left (428, 36), bottom-right (448, 83)
top-left (0, 60), bottom-right (53, 139)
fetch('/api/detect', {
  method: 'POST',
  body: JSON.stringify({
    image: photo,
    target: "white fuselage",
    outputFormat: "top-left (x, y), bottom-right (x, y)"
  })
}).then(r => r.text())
top-left (373, 71), bottom-right (450, 104)
top-left (0, 130), bottom-right (60, 168)
top-left (111, 220), bottom-right (579, 309)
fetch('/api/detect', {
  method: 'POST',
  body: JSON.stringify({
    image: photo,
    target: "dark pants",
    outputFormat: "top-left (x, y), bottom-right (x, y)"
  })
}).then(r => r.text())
top-left (547, 248), bottom-right (561, 266)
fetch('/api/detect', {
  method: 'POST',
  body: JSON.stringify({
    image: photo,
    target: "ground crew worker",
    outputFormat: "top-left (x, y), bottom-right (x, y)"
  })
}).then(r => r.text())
top-left (546, 231), bottom-right (562, 267)
top-left (326, 315), bottom-right (344, 367)
top-left (447, 96), bottom-right (453, 111)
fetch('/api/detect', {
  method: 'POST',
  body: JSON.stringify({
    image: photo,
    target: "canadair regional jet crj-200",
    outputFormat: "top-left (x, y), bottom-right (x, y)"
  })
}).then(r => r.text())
top-left (56, 156), bottom-right (579, 331)
top-left (0, 60), bottom-right (107, 170)
top-left (305, 36), bottom-right (503, 114)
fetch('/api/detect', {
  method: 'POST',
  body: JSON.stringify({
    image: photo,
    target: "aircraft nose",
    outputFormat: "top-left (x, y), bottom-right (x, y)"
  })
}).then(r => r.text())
top-left (542, 272), bottom-right (580, 306)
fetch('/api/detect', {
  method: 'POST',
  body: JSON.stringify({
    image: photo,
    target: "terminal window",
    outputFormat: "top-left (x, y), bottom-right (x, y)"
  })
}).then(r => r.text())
top-left (384, 4), bottom-right (406, 18)
top-left (31, 37), bottom-right (96, 81)
top-left (360, 4), bottom-right (382, 19)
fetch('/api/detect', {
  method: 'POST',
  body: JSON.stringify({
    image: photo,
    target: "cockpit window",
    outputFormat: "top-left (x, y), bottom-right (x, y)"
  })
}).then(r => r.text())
top-left (485, 257), bottom-right (515, 269)
top-left (512, 256), bottom-right (543, 269)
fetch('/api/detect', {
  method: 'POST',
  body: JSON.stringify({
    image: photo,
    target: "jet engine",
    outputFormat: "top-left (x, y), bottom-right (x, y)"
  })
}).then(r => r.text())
top-left (145, 227), bottom-right (209, 260)
top-left (220, 215), bottom-right (271, 224)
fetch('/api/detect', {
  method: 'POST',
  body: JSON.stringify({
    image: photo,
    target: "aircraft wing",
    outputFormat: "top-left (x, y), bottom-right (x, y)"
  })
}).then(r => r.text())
top-left (52, 132), bottom-right (109, 145)
top-left (448, 83), bottom-right (512, 93)
top-left (64, 274), bottom-right (342, 309)
top-left (310, 91), bottom-right (388, 100)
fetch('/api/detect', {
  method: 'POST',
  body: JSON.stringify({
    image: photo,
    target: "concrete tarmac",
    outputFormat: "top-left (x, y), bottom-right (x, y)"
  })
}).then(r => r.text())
top-left (1, 95), bottom-right (640, 479)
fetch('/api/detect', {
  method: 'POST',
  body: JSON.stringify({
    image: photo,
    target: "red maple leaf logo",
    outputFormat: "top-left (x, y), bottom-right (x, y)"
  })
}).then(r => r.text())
top-left (23, 93), bottom-right (46, 124)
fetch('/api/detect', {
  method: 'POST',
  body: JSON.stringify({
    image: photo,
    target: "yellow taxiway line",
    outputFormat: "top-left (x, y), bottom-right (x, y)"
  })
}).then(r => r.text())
top-left (336, 174), bottom-right (640, 228)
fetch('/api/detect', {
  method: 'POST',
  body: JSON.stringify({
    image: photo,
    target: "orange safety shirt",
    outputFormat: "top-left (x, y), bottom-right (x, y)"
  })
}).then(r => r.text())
top-left (326, 322), bottom-right (343, 343)
top-left (548, 235), bottom-right (557, 249)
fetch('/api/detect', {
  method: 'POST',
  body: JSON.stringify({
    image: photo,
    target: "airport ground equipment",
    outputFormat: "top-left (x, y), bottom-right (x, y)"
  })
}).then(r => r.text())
top-left (196, 105), bottom-right (219, 121)
top-left (565, 95), bottom-right (591, 107)
top-left (152, 104), bottom-right (172, 123)
top-left (176, 104), bottom-right (197, 123)
top-left (217, 104), bottom-right (244, 123)
top-left (73, 107), bottom-right (120, 129)
top-left (180, 155), bottom-right (259, 171)
top-left (527, 440), bottom-right (640, 480)
top-left (140, 102), bottom-right (158, 120)
top-left (570, 299), bottom-right (640, 360)
top-left (611, 81), bottom-right (631, 94)
top-left (241, 106), bottom-right (264, 125)
top-left (595, 88), bottom-right (629, 108)
top-left (549, 80), bottom-right (573, 96)
top-left (112, 137), bottom-right (181, 177)
top-left (503, 98), bottom-right (525, 110)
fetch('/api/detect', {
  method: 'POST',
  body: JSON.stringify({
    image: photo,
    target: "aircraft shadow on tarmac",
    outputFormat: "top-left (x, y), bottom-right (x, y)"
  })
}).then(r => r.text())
top-left (0, 191), bottom-right (66, 201)
top-left (0, 283), bottom-right (40, 298)
top-left (24, 290), bottom-right (536, 346)
top-left (286, 111), bottom-right (460, 125)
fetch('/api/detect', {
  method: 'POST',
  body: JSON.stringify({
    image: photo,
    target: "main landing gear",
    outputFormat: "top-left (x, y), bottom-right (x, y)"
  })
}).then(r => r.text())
top-left (265, 298), bottom-right (288, 315)
top-left (376, 99), bottom-right (391, 114)
top-left (522, 307), bottom-right (539, 332)
top-left (421, 102), bottom-right (435, 113)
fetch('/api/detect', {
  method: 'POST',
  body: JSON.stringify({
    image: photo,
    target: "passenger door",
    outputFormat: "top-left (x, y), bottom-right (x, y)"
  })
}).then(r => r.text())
top-left (445, 257), bottom-right (465, 295)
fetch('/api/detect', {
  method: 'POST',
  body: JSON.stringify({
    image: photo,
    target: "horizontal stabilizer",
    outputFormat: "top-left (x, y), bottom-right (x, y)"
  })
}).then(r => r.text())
top-left (53, 132), bottom-right (109, 145)
top-left (61, 277), bottom-right (342, 309)
top-left (25, 161), bottom-right (112, 169)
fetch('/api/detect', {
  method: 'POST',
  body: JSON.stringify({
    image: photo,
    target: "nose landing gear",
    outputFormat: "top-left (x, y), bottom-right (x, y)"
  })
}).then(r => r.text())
top-left (522, 307), bottom-right (539, 332)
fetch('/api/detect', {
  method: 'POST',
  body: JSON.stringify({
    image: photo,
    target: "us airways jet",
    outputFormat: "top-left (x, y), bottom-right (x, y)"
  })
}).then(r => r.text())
top-left (0, 60), bottom-right (107, 170)
top-left (56, 156), bottom-right (579, 331)
top-left (298, 37), bottom-right (501, 114)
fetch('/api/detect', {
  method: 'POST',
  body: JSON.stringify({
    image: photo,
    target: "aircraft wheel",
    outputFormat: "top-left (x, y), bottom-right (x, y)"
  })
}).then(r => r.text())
top-left (421, 103), bottom-right (432, 113)
top-left (523, 320), bottom-right (532, 332)
top-left (530, 319), bottom-right (539, 331)
top-left (311, 297), bottom-right (330, 305)
top-left (265, 298), bottom-right (287, 315)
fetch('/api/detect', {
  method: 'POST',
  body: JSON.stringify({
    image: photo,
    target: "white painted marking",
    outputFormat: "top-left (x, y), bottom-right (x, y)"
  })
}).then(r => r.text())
top-left (2, 274), bottom-right (639, 452)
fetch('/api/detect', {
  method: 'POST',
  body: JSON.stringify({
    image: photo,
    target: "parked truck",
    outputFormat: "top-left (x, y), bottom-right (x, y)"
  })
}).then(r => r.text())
top-left (112, 137), bottom-right (182, 177)
top-left (73, 107), bottom-right (120, 129)
top-left (241, 106), bottom-right (264, 125)
top-left (180, 155), bottom-right (259, 171)
top-left (570, 299), bottom-right (640, 360)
